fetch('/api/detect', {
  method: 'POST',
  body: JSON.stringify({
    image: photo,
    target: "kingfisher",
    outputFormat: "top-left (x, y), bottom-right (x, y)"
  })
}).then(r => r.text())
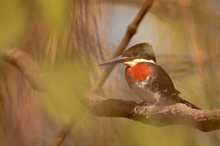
top-left (100, 43), bottom-right (199, 109)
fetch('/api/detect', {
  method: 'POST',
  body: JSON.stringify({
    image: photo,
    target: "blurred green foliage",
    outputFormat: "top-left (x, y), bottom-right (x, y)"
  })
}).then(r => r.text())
top-left (40, 58), bottom-right (90, 124)
top-left (0, 0), bottom-right (26, 49)
top-left (0, 0), bottom-right (70, 50)
top-left (38, 0), bottom-right (71, 31)
top-left (1, 0), bottom-right (219, 146)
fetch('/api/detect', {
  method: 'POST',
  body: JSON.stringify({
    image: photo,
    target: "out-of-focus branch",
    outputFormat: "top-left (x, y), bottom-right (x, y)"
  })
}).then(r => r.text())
top-left (5, 49), bottom-right (42, 91)
top-left (51, 126), bottom-right (71, 146)
top-left (178, 0), bottom-right (206, 70)
top-left (85, 93), bottom-right (220, 132)
top-left (4, 49), bottom-right (71, 146)
top-left (91, 0), bottom-right (155, 92)
top-left (177, 0), bottom-right (212, 100)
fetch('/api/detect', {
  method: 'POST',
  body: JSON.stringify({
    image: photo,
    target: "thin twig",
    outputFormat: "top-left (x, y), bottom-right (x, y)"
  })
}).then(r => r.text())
top-left (91, 0), bottom-right (154, 92)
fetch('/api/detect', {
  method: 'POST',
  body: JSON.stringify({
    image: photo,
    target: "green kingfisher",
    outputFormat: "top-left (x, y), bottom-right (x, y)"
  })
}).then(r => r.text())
top-left (100, 43), bottom-right (199, 109)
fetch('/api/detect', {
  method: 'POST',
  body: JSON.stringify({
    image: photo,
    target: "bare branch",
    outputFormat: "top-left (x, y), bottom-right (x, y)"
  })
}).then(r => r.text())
top-left (5, 49), bottom-right (42, 91)
top-left (91, 0), bottom-right (155, 91)
top-left (85, 93), bottom-right (220, 132)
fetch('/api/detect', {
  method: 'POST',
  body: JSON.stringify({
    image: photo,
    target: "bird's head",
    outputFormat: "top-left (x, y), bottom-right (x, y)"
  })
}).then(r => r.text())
top-left (100, 43), bottom-right (156, 67)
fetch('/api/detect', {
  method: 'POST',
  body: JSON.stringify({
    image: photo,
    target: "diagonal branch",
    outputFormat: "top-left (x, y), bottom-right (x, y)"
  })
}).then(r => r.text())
top-left (85, 93), bottom-right (220, 132)
top-left (91, 0), bottom-right (155, 91)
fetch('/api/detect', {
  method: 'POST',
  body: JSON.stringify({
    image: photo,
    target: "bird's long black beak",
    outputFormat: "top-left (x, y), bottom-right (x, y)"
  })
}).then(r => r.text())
top-left (99, 55), bottom-right (131, 66)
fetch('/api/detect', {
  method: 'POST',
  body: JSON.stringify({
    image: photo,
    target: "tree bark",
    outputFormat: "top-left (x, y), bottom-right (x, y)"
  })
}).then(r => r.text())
top-left (85, 92), bottom-right (220, 132)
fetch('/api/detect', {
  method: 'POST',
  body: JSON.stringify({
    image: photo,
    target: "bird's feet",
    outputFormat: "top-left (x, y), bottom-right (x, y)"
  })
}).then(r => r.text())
top-left (135, 101), bottom-right (158, 116)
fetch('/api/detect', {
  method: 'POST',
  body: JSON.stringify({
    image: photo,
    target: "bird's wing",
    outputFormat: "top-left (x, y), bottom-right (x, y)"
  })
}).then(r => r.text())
top-left (148, 63), bottom-right (180, 98)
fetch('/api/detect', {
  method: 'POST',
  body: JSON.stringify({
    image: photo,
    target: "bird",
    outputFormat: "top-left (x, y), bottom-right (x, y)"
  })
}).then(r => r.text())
top-left (99, 43), bottom-right (200, 109)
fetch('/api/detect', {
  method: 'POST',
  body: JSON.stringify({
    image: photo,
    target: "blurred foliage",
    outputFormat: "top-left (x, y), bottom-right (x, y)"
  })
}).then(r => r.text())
top-left (40, 57), bottom-right (91, 124)
top-left (38, 0), bottom-right (71, 32)
top-left (0, 0), bottom-right (27, 49)
top-left (128, 123), bottom-right (209, 146)
top-left (0, 0), bottom-right (71, 53)
top-left (1, 0), bottom-right (220, 146)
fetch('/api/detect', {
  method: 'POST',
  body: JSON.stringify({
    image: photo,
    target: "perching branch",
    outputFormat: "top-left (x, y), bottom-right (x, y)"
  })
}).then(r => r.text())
top-left (85, 93), bottom-right (220, 132)
top-left (91, 0), bottom-right (155, 91)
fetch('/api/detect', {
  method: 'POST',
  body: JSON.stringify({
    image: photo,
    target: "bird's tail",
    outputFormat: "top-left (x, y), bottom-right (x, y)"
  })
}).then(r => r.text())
top-left (177, 96), bottom-right (200, 110)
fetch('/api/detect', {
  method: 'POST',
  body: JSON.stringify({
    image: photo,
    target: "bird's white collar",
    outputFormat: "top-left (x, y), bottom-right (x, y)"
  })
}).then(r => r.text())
top-left (123, 58), bottom-right (155, 67)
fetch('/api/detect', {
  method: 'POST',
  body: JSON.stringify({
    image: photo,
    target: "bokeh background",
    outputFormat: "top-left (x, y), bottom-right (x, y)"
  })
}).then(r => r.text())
top-left (0, 0), bottom-right (220, 145)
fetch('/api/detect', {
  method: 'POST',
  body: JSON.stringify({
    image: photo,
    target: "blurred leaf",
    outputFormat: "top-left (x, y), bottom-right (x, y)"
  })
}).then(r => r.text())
top-left (0, 0), bottom-right (26, 49)
top-left (40, 58), bottom-right (90, 124)
top-left (127, 123), bottom-right (205, 146)
top-left (38, 0), bottom-right (70, 31)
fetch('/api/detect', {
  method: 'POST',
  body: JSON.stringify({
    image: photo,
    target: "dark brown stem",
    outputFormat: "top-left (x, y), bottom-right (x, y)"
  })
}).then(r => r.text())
top-left (91, 0), bottom-right (154, 92)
